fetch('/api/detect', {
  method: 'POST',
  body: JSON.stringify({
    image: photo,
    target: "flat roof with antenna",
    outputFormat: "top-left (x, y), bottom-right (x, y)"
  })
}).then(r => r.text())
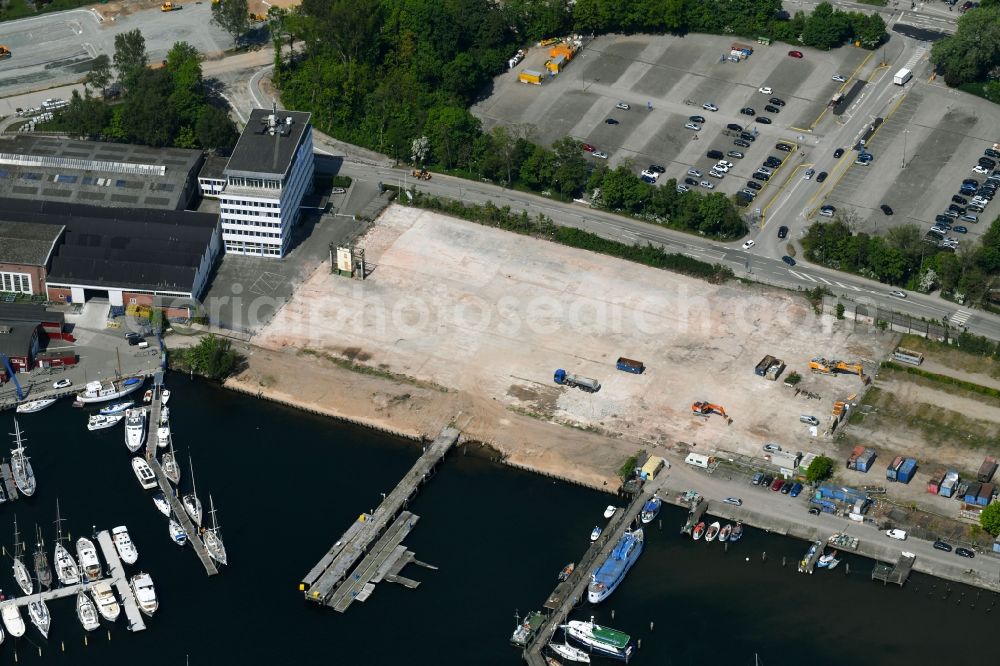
top-left (224, 105), bottom-right (311, 181)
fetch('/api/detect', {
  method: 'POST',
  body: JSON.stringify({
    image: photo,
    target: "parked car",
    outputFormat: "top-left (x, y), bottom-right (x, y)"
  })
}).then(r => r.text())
top-left (605, 118), bottom-right (619, 125)
top-left (819, 205), bottom-right (835, 217)
top-left (880, 204), bottom-right (893, 215)
top-left (788, 50), bottom-right (804, 58)
top-left (727, 123), bottom-right (743, 131)
top-left (808, 507), bottom-right (821, 515)
top-left (615, 102), bottom-right (630, 110)
top-left (769, 97), bottom-right (786, 106)
top-left (953, 225), bottom-right (968, 234)
top-left (885, 529), bottom-right (907, 540)
top-left (771, 478), bottom-right (785, 492)
top-left (684, 178), bottom-right (699, 187)
top-left (746, 181), bottom-right (762, 191)
top-left (800, 415), bottom-right (820, 426)
top-left (716, 160), bottom-right (734, 169)
top-left (832, 74), bottom-right (846, 83)
top-left (752, 172), bottom-right (770, 181)
top-left (758, 86), bottom-right (773, 94)
top-left (816, 172), bottom-right (828, 183)
top-left (592, 151), bottom-right (608, 159)
top-left (804, 169), bottom-right (815, 180)
top-left (776, 143), bottom-right (793, 152)
top-left (777, 225), bottom-right (788, 238)
top-left (933, 540), bottom-right (953, 552)
top-left (687, 168), bottom-right (703, 178)
top-left (641, 175), bottom-right (656, 184)
top-left (740, 189), bottom-right (757, 199)
top-left (703, 103), bottom-right (719, 112)
top-left (956, 548), bottom-right (975, 558)
top-left (889, 290), bottom-right (907, 299)
top-left (742, 239), bottom-right (756, 250)
top-left (674, 183), bottom-right (688, 191)
top-left (751, 472), bottom-right (764, 485)
top-left (582, 143), bottom-right (595, 152)
top-left (764, 105), bottom-right (780, 114)
top-left (723, 497), bottom-right (743, 506)
top-left (973, 165), bottom-right (990, 175)
top-left (782, 255), bottom-right (796, 266)
top-left (986, 148), bottom-right (1000, 159)
top-left (648, 164), bottom-right (665, 173)
top-left (734, 139), bottom-right (751, 148)
top-left (952, 195), bottom-right (968, 205)
top-left (709, 169), bottom-right (725, 179)
top-left (707, 150), bottom-right (724, 160)
top-left (689, 115), bottom-right (706, 123)
top-left (740, 132), bottom-right (756, 142)
top-left (741, 107), bottom-right (755, 116)
top-left (790, 483), bottom-right (803, 497)
top-left (685, 122), bottom-right (701, 131)
top-left (780, 482), bottom-right (792, 494)
top-left (755, 117), bottom-right (772, 124)
top-left (761, 474), bottom-right (774, 488)
top-left (727, 151), bottom-right (744, 159)
top-left (700, 181), bottom-right (715, 189)
top-left (53, 379), bottom-right (72, 389)
top-left (834, 148), bottom-right (845, 158)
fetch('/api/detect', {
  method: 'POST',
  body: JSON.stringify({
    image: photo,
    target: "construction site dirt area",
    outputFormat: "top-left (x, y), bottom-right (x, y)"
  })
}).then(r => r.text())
top-left (252, 205), bottom-right (890, 469)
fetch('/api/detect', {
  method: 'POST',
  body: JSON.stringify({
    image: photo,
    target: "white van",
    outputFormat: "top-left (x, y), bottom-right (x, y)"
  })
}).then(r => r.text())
top-left (137, 341), bottom-right (150, 349)
top-left (885, 529), bottom-right (907, 540)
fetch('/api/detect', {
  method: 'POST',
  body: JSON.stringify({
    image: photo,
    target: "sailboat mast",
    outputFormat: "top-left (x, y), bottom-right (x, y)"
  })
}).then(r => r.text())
top-left (189, 453), bottom-right (197, 496)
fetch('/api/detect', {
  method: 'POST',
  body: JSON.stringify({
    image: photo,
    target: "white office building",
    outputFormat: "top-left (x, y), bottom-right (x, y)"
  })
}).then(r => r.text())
top-left (220, 107), bottom-right (314, 258)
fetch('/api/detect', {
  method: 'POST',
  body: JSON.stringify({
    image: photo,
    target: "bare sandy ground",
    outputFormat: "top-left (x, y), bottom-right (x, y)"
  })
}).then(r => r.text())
top-left (249, 205), bottom-right (891, 475)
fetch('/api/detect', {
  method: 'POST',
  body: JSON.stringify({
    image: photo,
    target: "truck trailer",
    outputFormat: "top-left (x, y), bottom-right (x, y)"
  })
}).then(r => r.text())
top-left (553, 369), bottom-right (601, 392)
top-left (893, 68), bottom-right (912, 85)
top-left (978, 455), bottom-right (997, 483)
top-left (519, 69), bottom-right (545, 85)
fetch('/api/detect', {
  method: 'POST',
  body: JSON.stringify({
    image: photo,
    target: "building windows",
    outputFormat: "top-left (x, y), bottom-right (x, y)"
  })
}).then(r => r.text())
top-left (0, 272), bottom-right (32, 294)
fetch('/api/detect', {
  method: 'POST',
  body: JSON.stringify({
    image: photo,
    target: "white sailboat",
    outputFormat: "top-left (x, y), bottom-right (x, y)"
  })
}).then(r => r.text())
top-left (182, 454), bottom-right (202, 527)
top-left (12, 516), bottom-right (32, 596)
top-left (124, 408), bottom-right (147, 452)
top-left (204, 494), bottom-right (227, 565)
top-left (53, 500), bottom-right (81, 585)
top-left (111, 525), bottom-right (138, 565)
top-left (27, 596), bottom-right (49, 638)
top-left (76, 591), bottom-right (100, 631)
top-left (169, 518), bottom-right (187, 547)
top-left (9, 420), bottom-right (36, 496)
top-left (15, 398), bottom-right (56, 414)
top-left (76, 536), bottom-right (102, 582)
top-left (91, 581), bottom-right (120, 622)
top-left (130, 572), bottom-right (158, 616)
top-left (152, 492), bottom-right (171, 517)
top-left (131, 457), bottom-right (157, 490)
top-left (161, 434), bottom-right (180, 485)
top-left (1, 604), bottom-right (25, 638)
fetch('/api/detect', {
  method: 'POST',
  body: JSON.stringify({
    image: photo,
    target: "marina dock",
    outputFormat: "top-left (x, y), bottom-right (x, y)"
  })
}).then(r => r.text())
top-left (143, 375), bottom-right (218, 577)
top-left (798, 539), bottom-right (824, 574)
top-left (95, 529), bottom-right (147, 631)
top-left (872, 551), bottom-right (916, 586)
top-left (522, 487), bottom-right (650, 666)
top-left (679, 492), bottom-right (707, 536)
top-left (301, 426), bottom-right (459, 611)
top-left (0, 461), bottom-right (18, 501)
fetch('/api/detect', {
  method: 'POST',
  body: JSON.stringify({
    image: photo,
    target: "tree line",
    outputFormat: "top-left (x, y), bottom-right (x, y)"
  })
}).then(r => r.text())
top-left (929, 3), bottom-right (1000, 104)
top-left (44, 30), bottom-right (237, 151)
top-left (802, 215), bottom-right (1000, 306)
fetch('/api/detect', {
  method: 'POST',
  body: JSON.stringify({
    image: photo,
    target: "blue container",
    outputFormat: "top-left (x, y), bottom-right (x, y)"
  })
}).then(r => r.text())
top-left (897, 459), bottom-right (918, 484)
top-left (964, 482), bottom-right (982, 504)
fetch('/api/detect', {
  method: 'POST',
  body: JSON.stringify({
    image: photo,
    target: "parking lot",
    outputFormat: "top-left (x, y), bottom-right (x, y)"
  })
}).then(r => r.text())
top-left (823, 83), bottom-right (1000, 248)
top-left (473, 33), bottom-right (870, 200)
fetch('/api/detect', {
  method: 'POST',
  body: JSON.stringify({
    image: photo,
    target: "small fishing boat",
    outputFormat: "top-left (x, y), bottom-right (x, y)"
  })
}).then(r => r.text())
top-left (590, 526), bottom-right (602, 542)
top-left (169, 518), bottom-right (187, 547)
top-left (603, 505), bottom-right (617, 519)
top-left (91, 581), bottom-right (120, 621)
top-left (131, 457), bottom-right (157, 490)
top-left (16, 398), bottom-right (57, 414)
top-left (99, 400), bottom-right (134, 415)
top-left (112, 525), bottom-right (138, 565)
top-left (718, 523), bottom-right (733, 543)
top-left (549, 640), bottom-right (591, 663)
top-left (76, 591), bottom-right (100, 631)
top-left (692, 521), bottom-right (706, 541)
top-left (640, 495), bottom-right (662, 524)
top-left (730, 521), bottom-right (744, 542)
top-left (705, 521), bottom-right (721, 542)
top-left (152, 492), bottom-right (171, 517)
top-left (1, 604), bottom-right (25, 638)
top-left (87, 413), bottom-right (124, 431)
top-left (817, 549), bottom-right (840, 569)
top-left (558, 563), bottom-right (575, 582)
top-left (27, 598), bottom-right (49, 638)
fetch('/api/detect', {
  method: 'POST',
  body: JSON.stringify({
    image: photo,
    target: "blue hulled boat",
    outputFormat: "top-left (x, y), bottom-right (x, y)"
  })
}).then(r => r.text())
top-left (587, 528), bottom-right (644, 603)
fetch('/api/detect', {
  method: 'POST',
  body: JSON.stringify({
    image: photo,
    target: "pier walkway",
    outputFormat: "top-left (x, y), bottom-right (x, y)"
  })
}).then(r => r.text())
top-left (95, 529), bottom-right (147, 631)
top-left (144, 376), bottom-right (218, 577)
top-left (301, 426), bottom-right (459, 610)
top-left (523, 487), bottom-right (650, 666)
top-left (872, 551), bottom-right (916, 586)
top-left (0, 462), bottom-right (17, 501)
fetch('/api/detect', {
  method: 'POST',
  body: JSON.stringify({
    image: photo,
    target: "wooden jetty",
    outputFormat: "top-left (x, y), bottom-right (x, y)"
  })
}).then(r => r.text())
top-left (0, 462), bottom-right (18, 501)
top-left (522, 488), bottom-right (650, 666)
top-left (798, 539), bottom-right (824, 574)
top-left (680, 493), bottom-right (707, 536)
top-left (95, 529), bottom-right (147, 631)
top-left (144, 374), bottom-right (218, 577)
top-left (872, 551), bottom-right (915, 586)
top-left (301, 426), bottom-right (459, 610)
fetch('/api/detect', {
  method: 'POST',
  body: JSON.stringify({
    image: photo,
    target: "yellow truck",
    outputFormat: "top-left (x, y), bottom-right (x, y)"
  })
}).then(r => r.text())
top-left (161, 2), bottom-right (180, 10)
top-left (518, 69), bottom-right (545, 85)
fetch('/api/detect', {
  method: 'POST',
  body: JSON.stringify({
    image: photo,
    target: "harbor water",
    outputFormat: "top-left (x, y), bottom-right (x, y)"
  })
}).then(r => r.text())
top-left (0, 376), bottom-right (995, 665)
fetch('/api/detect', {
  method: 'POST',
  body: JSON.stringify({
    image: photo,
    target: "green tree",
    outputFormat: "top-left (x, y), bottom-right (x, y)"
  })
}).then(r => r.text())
top-left (113, 29), bottom-right (148, 93)
top-left (121, 69), bottom-right (176, 147)
top-left (549, 136), bottom-right (589, 198)
top-left (212, 0), bottom-right (251, 47)
top-left (181, 334), bottom-right (243, 381)
top-left (854, 13), bottom-right (887, 49)
top-left (57, 90), bottom-right (112, 139)
top-left (930, 6), bottom-right (1000, 87)
top-left (806, 455), bottom-right (834, 483)
top-left (802, 3), bottom-right (850, 50)
top-left (195, 105), bottom-right (238, 150)
top-left (981, 501), bottom-right (1000, 536)
top-left (166, 42), bottom-right (204, 129)
top-left (424, 106), bottom-right (481, 169)
top-left (84, 54), bottom-right (113, 97)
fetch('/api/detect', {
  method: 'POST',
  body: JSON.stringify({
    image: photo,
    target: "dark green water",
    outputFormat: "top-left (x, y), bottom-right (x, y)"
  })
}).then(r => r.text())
top-left (0, 377), bottom-right (995, 665)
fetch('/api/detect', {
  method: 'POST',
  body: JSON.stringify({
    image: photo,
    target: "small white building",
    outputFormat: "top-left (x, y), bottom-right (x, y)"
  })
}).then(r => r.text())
top-left (219, 107), bottom-right (314, 258)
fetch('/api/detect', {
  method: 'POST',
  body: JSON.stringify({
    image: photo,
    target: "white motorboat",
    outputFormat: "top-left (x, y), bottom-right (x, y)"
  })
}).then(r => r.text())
top-left (589, 526), bottom-right (602, 542)
top-left (9, 420), bottom-right (36, 497)
top-left (27, 598), bottom-right (49, 638)
top-left (183, 454), bottom-right (202, 527)
top-left (100, 400), bottom-right (134, 415)
top-left (159, 406), bottom-right (170, 425)
top-left (131, 457), bottom-right (157, 490)
top-left (91, 581), bottom-right (120, 622)
top-left (76, 537), bottom-right (102, 581)
top-left (705, 521), bottom-right (721, 542)
top-left (53, 499), bottom-right (82, 585)
top-left (204, 494), bottom-right (227, 565)
top-left (1, 605), bottom-right (25, 638)
top-left (87, 413), bottom-right (124, 431)
top-left (16, 398), bottom-right (56, 414)
top-left (169, 518), bottom-right (187, 546)
top-left (131, 572), bottom-right (158, 616)
top-left (76, 591), bottom-right (100, 631)
top-left (161, 388), bottom-right (171, 405)
top-left (549, 640), bottom-right (591, 663)
top-left (124, 408), bottom-right (147, 452)
top-left (76, 377), bottom-right (143, 404)
top-left (143, 389), bottom-right (152, 404)
top-left (603, 505), bottom-right (617, 519)
top-left (156, 425), bottom-right (170, 448)
top-left (112, 525), bottom-right (138, 565)
top-left (152, 491), bottom-right (171, 517)
top-left (12, 516), bottom-right (32, 595)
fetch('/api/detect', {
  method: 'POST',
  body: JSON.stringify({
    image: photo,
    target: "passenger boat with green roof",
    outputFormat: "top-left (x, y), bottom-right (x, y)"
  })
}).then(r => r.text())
top-left (562, 617), bottom-right (634, 661)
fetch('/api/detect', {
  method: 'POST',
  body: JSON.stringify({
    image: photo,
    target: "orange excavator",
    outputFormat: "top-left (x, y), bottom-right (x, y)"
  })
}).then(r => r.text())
top-left (691, 401), bottom-right (732, 425)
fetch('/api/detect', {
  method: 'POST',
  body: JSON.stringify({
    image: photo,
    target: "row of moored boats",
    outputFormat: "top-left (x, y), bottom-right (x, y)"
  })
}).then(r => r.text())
top-left (690, 519), bottom-right (744, 544)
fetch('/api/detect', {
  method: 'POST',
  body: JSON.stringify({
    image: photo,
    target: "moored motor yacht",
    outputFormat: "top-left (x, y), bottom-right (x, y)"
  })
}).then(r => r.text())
top-left (124, 408), bottom-right (147, 452)
top-left (131, 457), bottom-right (157, 490)
top-left (91, 581), bottom-right (120, 622)
top-left (112, 526), bottom-right (138, 565)
top-left (76, 537), bottom-right (102, 581)
top-left (130, 572), bottom-right (158, 616)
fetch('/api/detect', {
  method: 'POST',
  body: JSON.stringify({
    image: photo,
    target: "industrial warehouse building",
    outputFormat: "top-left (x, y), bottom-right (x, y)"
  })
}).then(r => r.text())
top-left (0, 303), bottom-right (74, 380)
top-left (0, 220), bottom-right (64, 296)
top-left (0, 198), bottom-right (221, 309)
top-left (0, 135), bottom-right (203, 210)
top-left (219, 107), bottom-right (314, 258)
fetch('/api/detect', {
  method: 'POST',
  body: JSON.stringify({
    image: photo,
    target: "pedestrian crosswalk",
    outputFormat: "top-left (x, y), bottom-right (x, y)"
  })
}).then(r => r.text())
top-left (902, 47), bottom-right (927, 72)
top-left (949, 309), bottom-right (972, 326)
top-left (787, 270), bottom-right (864, 290)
